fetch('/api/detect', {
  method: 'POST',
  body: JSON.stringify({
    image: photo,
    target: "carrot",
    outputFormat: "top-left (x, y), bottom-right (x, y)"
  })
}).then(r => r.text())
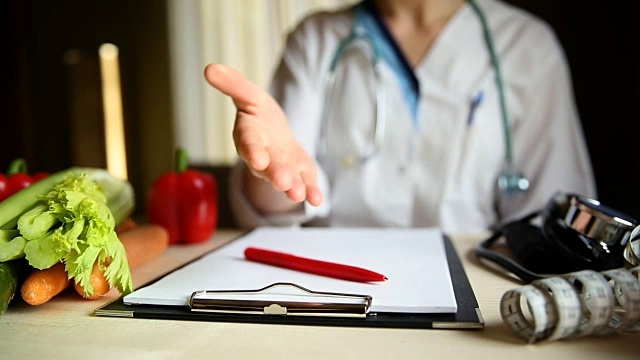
top-left (21, 263), bottom-right (70, 305)
top-left (115, 218), bottom-right (138, 234)
top-left (74, 224), bottom-right (170, 299)
top-left (78, 261), bottom-right (112, 299)
top-left (119, 224), bottom-right (170, 269)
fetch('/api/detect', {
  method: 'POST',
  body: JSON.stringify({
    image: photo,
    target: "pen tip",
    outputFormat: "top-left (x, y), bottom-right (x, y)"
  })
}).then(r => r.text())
top-left (383, 276), bottom-right (388, 281)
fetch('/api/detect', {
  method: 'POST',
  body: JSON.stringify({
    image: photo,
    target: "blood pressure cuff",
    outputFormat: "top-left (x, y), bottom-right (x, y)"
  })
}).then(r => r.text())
top-left (476, 193), bottom-right (638, 283)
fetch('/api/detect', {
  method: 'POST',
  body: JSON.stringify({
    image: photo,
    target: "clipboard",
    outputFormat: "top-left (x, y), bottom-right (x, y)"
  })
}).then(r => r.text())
top-left (95, 230), bottom-right (484, 329)
top-left (189, 282), bottom-right (373, 318)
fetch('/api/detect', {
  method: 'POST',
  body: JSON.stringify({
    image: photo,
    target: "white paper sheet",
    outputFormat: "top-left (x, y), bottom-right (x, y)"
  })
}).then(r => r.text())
top-left (123, 227), bottom-right (457, 313)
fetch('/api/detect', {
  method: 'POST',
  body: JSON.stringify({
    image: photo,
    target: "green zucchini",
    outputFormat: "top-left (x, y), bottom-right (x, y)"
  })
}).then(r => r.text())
top-left (0, 260), bottom-right (30, 315)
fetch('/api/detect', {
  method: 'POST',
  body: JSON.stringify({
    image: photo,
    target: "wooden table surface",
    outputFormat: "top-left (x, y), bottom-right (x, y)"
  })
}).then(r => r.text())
top-left (1, 229), bottom-right (638, 360)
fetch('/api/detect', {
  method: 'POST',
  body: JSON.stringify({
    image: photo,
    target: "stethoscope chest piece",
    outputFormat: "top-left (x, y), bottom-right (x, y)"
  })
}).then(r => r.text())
top-left (497, 168), bottom-right (530, 194)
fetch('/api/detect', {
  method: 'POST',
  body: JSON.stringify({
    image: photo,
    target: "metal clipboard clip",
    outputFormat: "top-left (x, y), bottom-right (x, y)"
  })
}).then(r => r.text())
top-left (188, 282), bottom-right (372, 318)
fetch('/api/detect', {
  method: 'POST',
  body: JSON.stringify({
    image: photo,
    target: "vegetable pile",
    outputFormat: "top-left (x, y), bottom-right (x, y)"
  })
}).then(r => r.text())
top-left (0, 166), bottom-right (136, 313)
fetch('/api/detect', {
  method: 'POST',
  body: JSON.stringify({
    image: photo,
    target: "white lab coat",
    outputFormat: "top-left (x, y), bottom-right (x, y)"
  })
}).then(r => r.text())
top-left (229, 0), bottom-right (596, 233)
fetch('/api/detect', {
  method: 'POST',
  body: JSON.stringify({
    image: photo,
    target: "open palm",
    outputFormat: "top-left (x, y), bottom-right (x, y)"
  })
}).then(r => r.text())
top-left (204, 64), bottom-right (322, 206)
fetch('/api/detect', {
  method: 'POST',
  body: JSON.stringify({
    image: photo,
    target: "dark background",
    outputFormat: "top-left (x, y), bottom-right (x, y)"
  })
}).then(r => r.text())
top-left (504, 1), bottom-right (640, 221)
top-left (1, 0), bottom-right (174, 218)
top-left (1, 0), bottom-right (639, 222)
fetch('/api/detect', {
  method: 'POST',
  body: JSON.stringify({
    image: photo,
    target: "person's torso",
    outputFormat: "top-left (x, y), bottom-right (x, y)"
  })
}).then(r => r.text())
top-left (283, 0), bottom-right (555, 232)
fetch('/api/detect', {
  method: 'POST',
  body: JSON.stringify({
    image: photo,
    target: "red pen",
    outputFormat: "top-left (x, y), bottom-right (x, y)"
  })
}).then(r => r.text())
top-left (244, 247), bottom-right (387, 283)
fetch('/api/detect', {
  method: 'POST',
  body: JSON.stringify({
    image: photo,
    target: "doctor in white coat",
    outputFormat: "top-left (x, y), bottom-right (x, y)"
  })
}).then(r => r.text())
top-left (205, 0), bottom-right (596, 233)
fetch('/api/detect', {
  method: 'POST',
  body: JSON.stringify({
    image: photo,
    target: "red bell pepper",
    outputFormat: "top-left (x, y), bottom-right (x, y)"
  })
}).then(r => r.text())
top-left (146, 149), bottom-right (218, 244)
top-left (0, 158), bottom-right (49, 202)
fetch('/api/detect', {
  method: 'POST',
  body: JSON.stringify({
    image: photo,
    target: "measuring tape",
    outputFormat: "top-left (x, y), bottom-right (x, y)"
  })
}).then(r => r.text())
top-left (500, 235), bottom-right (640, 343)
top-left (624, 228), bottom-right (640, 268)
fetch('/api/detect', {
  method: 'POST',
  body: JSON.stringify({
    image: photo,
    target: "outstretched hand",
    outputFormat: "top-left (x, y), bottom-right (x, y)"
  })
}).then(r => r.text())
top-left (204, 64), bottom-right (323, 206)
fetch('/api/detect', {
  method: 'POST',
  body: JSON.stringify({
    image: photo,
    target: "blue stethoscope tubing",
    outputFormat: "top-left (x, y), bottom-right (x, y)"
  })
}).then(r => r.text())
top-left (468, 0), bottom-right (529, 194)
top-left (319, 0), bottom-right (529, 194)
top-left (320, 20), bottom-right (386, 167)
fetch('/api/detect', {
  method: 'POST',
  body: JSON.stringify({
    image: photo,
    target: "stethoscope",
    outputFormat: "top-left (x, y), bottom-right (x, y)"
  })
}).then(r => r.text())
top-left (318, 0), bottom-right (530, 194)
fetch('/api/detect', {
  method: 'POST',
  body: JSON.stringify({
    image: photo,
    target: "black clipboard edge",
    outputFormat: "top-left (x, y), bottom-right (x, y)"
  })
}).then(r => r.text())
top-left (95, 233), bottom-right (484, 330)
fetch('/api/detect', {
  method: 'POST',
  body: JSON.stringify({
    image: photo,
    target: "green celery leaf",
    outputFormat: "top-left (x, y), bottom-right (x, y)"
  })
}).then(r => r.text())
top-left (65, 243), bottom-right (102, 295)
top-left (103, 231), bottom-right (133, 295)
top-left (53, 218), bottom-right (86, 254)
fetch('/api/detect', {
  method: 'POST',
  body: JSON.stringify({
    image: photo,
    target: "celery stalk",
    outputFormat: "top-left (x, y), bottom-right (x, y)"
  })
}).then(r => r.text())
top-left (0, 230), bottom-right (25, 261)
top-left (0, 168), bottom-right (76, 230)
top-left (17, 204), bottom-right (58, 240)
top-left (0, 167), bottom-right (136, 296)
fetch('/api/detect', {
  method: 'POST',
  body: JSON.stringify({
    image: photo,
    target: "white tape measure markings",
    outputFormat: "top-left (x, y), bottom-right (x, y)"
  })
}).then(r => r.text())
top-left (564, 270), bottom-right (615, 337)
top-left (500, 266), bottom-right (640, 342)
top-left (601, 269), bottom-right (640, 334)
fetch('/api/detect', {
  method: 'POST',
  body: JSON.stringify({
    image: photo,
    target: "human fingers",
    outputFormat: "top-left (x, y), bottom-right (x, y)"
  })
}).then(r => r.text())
top-left (300, 171), bottom-right (323, 206)
top-left (285, 178), bottom-right (307, 203)
top-left (305, 186), bottom-right (323, 206)
top-left (204, 63), bottom-right (262, 112)
top-left (263, 159), bottom-right (295, 193)
top-left (233, 113), bottom-right (270, 171)
top-left (277, 161), bottom-right (323, 205)
top-left (282, 176), bottom-right (322, 205)
top-left (251, 159), bottom-right (322, 205)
